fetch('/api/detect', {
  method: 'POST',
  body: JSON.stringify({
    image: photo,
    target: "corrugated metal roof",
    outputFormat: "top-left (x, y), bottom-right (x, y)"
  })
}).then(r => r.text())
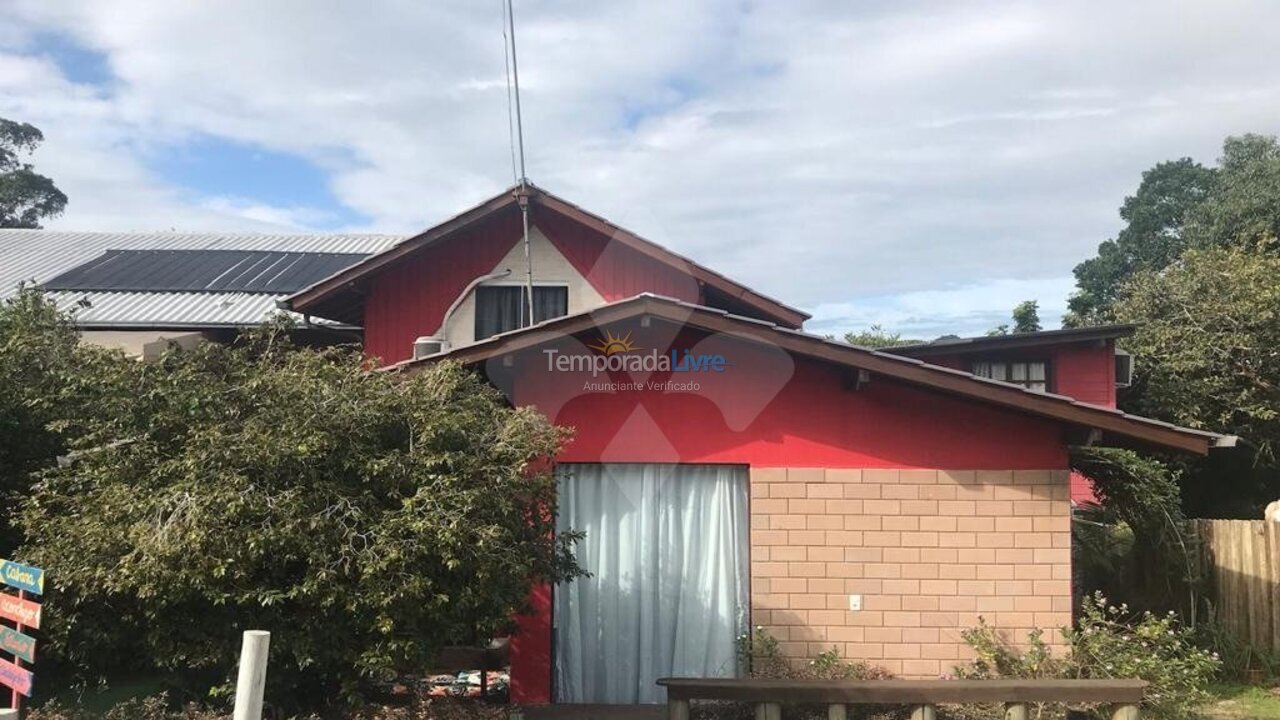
top-left (44, 291), bottom-right (354, 328)
top-left (0, 230), bottom-right (402, 328)
top-left (45, 249), bottom-right (370, 293)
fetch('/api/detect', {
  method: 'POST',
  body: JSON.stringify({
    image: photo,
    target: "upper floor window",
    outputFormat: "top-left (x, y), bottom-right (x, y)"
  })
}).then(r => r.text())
top-left (972, 360), bottom-right (1047, 392)
top-left (475, 285), bottom-right (569, 340)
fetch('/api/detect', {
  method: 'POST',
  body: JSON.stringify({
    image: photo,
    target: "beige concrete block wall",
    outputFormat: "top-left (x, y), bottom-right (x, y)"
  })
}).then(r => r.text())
top-left (748, 467), bottom-right (1072, 678)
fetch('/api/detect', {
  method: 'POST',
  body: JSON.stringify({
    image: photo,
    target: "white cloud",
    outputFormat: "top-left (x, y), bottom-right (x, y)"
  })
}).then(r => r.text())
top-left (1, 0), bottom-right (1279, 331)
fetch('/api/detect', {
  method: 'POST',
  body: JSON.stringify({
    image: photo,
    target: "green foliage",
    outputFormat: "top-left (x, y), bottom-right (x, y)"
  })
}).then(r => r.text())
top-left (1069, 447), bottom-right (1199, 615)
top-left (957, 620), bottom-right (1063, 680)
top-left (1184, 134), bottom-right (1280, 253)
top-left (0, 117), bottom-right (68, 228)
top-left (29, 695), bottom-right (232, 720)
top-left (16, 314), bottom-right (583, 708)
top-left (1065, 594), bottom-right (1221, 720)
top-left (1113, 247), bottom-right (1280, 466)
top-left (0, 287), bottom-right (133, 554)
top-left (956, 594), bottom-right (1221, 720)
top-left (1068, 158), bottom-right (1217, 324)
top-left (737, 626), bottom-right (893, 681)
top-left (1011, 300), bottom-right (1042, 334)
top-left (987, 300), bottom-right (1041, 336)
top-left (844, 325), bottom-right (918, 349)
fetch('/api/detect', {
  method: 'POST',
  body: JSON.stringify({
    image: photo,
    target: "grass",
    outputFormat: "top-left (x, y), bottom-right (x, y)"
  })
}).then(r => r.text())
top-left (1203, 683), bottom-right (1280, 720)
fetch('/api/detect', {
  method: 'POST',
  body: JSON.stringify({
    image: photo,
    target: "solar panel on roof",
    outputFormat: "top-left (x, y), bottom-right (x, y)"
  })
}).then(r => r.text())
top-left (42, 249), bottom-right (369, 294)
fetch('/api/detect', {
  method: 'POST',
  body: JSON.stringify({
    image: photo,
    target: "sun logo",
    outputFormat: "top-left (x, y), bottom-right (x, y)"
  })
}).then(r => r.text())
top-left (588, 329), bottom-right (639, 356)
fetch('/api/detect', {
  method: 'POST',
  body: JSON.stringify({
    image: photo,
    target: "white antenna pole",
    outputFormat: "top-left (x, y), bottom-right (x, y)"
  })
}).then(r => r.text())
top-left (505, 0), bottom-right (535, 323)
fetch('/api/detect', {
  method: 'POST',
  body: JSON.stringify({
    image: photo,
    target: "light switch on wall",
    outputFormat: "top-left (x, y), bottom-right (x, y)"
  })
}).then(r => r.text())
top-left (848, 594), bottom-right (862, 611)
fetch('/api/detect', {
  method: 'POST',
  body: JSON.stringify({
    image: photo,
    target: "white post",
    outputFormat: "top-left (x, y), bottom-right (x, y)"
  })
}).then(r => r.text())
top-left (232, 630), bottom-right (271, 720)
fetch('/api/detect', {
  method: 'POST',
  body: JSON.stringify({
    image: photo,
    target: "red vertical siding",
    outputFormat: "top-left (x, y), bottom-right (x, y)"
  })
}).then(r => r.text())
top-left (363, 212), bottom-right (522, 365)
top-left (535, 209), bottom-right (702, 304)
top-left (1051, 341), bottom-right (1116, 408)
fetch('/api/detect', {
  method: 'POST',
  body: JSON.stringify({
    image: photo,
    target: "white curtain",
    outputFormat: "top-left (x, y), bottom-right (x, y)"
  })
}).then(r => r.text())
top-left (554, 463), bottom-right (749, 704)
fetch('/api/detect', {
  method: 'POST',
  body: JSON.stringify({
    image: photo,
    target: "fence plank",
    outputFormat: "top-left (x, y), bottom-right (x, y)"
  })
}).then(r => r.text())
top-left (1196, 519), bottom-right (1279, 655)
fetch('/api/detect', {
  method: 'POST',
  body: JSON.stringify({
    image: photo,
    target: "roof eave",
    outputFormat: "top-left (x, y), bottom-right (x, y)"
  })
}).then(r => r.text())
top-left (390, 295), bottom-right (1222, 456)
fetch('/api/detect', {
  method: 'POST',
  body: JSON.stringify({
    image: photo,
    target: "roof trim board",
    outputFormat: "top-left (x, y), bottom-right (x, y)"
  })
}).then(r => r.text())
top-left (888, 325), bottom-right (1137, 357)
top-left (282, 184), bottom-right (810, 328)
top-left (390, 294), bottom-right (1226, 455)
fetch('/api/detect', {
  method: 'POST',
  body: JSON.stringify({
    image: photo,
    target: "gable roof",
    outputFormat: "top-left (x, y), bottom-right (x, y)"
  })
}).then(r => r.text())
top-left (888, 324), bottom-right (1136, 358)
top-left (389, 293), bottom-right (1229, 456)
top-left (282, 183), bottom-right (811, 328)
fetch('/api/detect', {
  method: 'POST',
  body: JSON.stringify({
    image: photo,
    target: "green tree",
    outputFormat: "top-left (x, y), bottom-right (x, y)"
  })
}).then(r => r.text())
top-left (17, 312), bottom-right (582, 707)
top-left (0, 118), bottom-right (68, 229)
top-left (1184, 133), bottom-right (1280, 252)
top-left (1011, 300), bottom-right (1041, 333)
top-left (1114, 247), bottom-right (1280, 468)
top-left (843, 324), bottom-right (917, 348)
top-left (987, 300), bottom-right (1042, 336)
top-left (1067, 158), bottom-right (1217, 325)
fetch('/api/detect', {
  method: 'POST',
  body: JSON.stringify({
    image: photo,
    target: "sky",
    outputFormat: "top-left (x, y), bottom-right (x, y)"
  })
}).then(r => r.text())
top-left (2, 1), bottom-right (1278, 338)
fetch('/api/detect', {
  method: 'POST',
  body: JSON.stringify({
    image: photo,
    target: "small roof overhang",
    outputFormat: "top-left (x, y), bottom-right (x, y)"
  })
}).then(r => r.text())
top-left (389, 294), bottom-right (1232, 456)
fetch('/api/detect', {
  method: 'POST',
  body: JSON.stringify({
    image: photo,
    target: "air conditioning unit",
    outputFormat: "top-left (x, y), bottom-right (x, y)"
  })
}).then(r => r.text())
top-left (1115, 350), bottom-right (1133, 388)
top-left (413, 336), bottom-right (449, 360)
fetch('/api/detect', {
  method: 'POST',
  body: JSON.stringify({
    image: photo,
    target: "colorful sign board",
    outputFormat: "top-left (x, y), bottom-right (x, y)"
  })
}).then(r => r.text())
top-left (0, 628), bottom-right (35, 665)
top-left (0, 594), bottom-right (40, 630)
top-left (0, 657), bottom-right (32, 697)
top-left (0, 560), bottom-right (43, 596)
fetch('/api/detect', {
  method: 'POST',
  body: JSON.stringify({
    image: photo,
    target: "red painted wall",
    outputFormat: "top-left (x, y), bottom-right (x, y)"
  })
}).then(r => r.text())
top-left (500, 324), bottom-right (1070, 703)
top-left (363, 211), bottom-right (523, 365)
top-left (907, 340), bottom-right (1116, 505)
top-left (536, 208), bottom-right (703, 304)
top-left (362, 209), bottom-right (704, 366)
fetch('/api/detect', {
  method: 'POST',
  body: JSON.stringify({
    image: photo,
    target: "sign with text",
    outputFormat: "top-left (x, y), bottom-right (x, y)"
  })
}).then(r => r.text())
top-left (0, 594), bottom-right (40, 630)
top-left (0, 628), bottom-right (35, 664)
top-left (0, 560), bottom-right (43, 596)
top-left (0, 657), bottom-right (32, 697)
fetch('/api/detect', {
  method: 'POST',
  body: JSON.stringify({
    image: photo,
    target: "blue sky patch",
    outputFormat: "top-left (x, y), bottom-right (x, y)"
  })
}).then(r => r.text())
top-left (34, 32), bottom-right (113, 87)
top-left (147, 135), bottom-right (367, 229)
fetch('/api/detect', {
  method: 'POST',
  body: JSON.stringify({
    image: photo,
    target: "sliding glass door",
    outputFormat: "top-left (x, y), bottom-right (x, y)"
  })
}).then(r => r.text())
top-left (554, 463), bottom-right (749, 704)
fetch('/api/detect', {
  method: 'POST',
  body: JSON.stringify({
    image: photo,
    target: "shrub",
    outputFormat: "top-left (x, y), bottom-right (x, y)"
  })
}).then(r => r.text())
top-left (1065, 594), bottom-right (1219, 718)
top-left (956, 593), bottom-right (1220, 720)
top-left (19, 321), bottom-right (583, 708)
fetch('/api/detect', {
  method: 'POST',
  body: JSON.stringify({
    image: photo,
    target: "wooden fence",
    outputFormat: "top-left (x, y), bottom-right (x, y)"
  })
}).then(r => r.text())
top-left (1193, 519), bottom-right (1280, 653)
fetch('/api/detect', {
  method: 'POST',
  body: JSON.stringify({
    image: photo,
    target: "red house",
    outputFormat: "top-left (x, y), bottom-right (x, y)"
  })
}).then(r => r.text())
top-left (285, 184), bottom-right (1228, 705)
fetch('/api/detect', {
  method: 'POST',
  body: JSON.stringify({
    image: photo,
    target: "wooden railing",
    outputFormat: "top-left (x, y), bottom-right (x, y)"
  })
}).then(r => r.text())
top-left (656, 678), bottom-right (1147, 720)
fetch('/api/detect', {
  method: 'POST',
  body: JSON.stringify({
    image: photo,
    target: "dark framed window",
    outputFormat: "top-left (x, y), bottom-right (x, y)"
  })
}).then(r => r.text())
top-left (972, 359), bottom-right (1048, 392)
top-left (475, 285), bottom-right (569, 340)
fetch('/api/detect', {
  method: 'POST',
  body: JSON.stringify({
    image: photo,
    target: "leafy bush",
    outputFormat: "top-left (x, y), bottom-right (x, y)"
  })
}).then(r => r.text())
top-left (18, 316), bottom-right (583, 708)
top-left (29, 695), bottom-right (231, 720)
top-left (956, 593), bottom-right (1220, 720)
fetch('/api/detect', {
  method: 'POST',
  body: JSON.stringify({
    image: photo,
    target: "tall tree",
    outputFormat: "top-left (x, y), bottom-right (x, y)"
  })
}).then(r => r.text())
top-left (0, 117), bottom-right (68, 229)
top-left (987, 300), bottom-right (1042, 336)
top-left (1184, 133), bottom-right (1280, 252)
top-left (1011, 300), bottom-right (1041, 333)
top-left (1066, 158), bottom-right (1217, 325)
top-left (1113, 247), bottom-right (1280, 508)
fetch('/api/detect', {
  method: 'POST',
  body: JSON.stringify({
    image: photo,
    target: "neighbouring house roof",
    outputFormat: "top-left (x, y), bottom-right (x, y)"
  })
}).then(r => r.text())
top-left (0, 230), bottom-right (402, 329)
top-left (391, 293), bottom-right (1230, 455)
top-left (887, 324), bottom-right (1137, 357)
top-left (282, 182), bottom-right (811, 329)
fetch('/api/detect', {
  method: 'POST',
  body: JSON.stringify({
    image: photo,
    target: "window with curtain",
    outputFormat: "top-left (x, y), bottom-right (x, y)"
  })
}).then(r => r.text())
top-left (474, 285), bottom-right (568, 340)
top-left (554, 463), bottom-right (749, 704)
top-left (972, 359), bottom-right (1048, 391)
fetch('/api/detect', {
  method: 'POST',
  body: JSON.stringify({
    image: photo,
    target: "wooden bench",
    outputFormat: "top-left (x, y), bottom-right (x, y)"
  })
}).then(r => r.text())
top-left (656, 678), bottom-right (1148, 720)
